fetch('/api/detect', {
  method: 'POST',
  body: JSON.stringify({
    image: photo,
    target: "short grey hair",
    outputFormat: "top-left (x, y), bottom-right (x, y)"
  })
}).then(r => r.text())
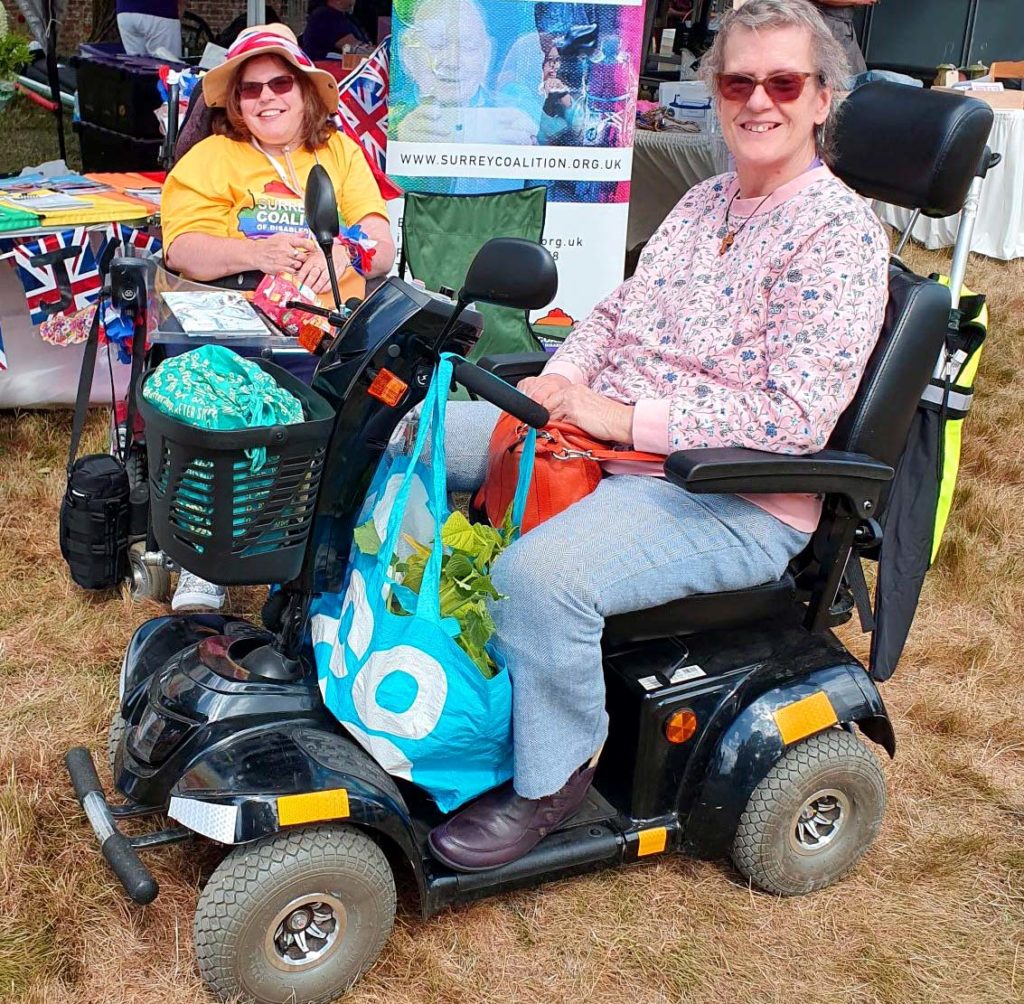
top-left (699, 0), bottom-right (850, 162)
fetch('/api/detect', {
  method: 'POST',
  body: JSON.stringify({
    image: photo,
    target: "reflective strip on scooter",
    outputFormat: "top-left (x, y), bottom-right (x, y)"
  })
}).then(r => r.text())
top-left (168, 796), bottom-right (240, 844)
top-left (773, 691), bottom-right (838, 746)
top-left (277, 788), bottom-right (351, 826)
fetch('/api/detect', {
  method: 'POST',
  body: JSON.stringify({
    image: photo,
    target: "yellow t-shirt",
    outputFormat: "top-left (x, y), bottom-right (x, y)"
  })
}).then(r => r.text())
top-left (161, 131), bottom-right (387, 301)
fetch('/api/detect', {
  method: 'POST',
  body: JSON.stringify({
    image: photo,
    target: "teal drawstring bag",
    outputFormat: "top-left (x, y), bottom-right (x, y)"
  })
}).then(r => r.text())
top-left (142, 345), bottom-right (306, 549)
top-left (309, 354), bottom-right (536, 812)
top-left (142, 344), bottom-right (304, 472)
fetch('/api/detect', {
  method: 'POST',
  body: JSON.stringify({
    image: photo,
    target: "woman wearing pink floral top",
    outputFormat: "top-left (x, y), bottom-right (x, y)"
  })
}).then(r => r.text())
top-left (428, 0), bottom-right (889, 873)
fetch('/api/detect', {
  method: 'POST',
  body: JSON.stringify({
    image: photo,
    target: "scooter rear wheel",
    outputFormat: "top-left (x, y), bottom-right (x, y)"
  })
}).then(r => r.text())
top-left (731, 728), bottom-right (886, 896)
top-left (194, 825), bottom-right (395, 1004)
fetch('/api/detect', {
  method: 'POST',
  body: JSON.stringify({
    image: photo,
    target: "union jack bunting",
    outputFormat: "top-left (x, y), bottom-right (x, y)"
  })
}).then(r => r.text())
top-left (6, 228), bottom-right (101, 325)
top-left (337, 37), bottom-right (392, 178)
top-left (104, 221), bottom-right (162, 257)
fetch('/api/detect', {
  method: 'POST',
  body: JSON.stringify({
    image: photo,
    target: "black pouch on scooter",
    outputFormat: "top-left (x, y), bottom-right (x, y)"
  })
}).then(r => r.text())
top-left (60, 454), bottom-right (130, 589)
top-left (59, 295), bottom-right (146, 590)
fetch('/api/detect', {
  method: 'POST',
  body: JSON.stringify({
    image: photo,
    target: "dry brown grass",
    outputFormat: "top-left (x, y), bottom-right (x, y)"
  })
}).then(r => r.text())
top-left (1, 241), bottom-right (1022, 1004)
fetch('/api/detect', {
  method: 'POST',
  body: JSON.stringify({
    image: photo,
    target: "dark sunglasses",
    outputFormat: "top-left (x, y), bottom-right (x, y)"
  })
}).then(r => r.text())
top-left (238, 74), bottom-right (296, 100)
top-left (716, 71), bottom-right (820, 103)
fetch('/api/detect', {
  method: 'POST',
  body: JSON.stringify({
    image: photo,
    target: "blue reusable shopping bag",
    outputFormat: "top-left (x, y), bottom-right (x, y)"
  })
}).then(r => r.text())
top-left (310, 355), bottom-right (535, 812)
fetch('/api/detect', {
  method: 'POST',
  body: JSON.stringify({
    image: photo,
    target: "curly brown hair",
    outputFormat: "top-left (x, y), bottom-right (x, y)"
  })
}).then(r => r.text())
top-left (210, 55), bottom-right (337, 150)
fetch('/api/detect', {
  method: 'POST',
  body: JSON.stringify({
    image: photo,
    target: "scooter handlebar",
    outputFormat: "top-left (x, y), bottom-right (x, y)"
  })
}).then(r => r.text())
top-left (452, 358), bottom-right (550, 429)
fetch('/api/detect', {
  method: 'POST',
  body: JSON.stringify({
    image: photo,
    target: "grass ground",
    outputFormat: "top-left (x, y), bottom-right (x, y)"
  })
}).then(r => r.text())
top-left (0, 99), bottom-right (1022, 1003)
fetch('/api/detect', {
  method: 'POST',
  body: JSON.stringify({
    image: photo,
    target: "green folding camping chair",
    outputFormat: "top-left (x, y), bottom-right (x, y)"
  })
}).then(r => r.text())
top-left (397, 187), bottom-right (549, 361)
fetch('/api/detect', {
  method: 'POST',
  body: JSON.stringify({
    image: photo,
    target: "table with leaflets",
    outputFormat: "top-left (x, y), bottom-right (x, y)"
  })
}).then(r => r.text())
top-left (0, 170), bottom-right (162, 408)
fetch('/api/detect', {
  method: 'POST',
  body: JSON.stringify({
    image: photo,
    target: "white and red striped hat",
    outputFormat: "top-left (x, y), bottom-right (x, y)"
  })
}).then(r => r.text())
top-left (202, 23), bottom-right (339, 115)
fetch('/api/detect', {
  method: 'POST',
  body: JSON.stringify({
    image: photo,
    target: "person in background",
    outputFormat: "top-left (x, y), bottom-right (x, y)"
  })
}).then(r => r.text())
top-left (809, 0), bottom-right (876, 76)
top-left (302, 0), bottom-right (372, 63)
top-left (160, 23), bottom-right (395, 611)
top-left (116, 0), bottom-right (183, 59)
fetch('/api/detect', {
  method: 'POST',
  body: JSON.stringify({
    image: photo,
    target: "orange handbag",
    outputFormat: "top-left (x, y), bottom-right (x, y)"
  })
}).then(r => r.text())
top-left (473, 412), bottom-right (664, 534)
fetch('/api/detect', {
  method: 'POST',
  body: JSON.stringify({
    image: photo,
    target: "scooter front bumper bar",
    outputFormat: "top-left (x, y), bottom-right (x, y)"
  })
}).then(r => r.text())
top-left (65, 747), bottom-right (189, 905)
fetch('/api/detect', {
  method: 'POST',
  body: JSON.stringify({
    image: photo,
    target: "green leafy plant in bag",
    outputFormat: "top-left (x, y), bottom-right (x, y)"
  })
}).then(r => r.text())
top-left (353, 508), bottom-right (518, 678)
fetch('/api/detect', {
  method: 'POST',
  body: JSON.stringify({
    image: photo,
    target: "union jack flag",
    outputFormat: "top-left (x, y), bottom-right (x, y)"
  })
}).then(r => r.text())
top-left (104, 221), bottom-right (162, 257)
top-left (6, 228), bottom-right (101, 325)
top-left (0, 325), bottom-right (7, 371)
top-left (337, 38), bottom-right (394, 182)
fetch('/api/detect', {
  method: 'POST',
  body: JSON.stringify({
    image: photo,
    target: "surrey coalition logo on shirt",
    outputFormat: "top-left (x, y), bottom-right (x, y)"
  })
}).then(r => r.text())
top-left (237, 181), bottom-right (307, 239)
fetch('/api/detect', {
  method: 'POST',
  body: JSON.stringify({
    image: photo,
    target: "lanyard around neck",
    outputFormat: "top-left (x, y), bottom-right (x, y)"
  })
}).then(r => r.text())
top-left (251, 139), bottom-right (312, 199)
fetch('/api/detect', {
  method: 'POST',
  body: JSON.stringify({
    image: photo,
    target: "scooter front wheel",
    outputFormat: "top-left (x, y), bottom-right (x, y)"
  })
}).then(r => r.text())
top-left (194, 824), bottom-right (395, 1004)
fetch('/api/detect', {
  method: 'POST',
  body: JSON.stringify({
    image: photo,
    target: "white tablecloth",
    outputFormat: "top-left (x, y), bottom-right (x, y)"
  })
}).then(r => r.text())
top-left (0, 261), bottom-right (130, 408)
top-left (627, 127), bottom-right (730, 249)
top-left (875, 107), bottom-right (1024, 261)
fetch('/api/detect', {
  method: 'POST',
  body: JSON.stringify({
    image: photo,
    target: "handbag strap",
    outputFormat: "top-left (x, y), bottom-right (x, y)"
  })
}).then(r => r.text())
top-left (66, 301), bottom-right (105, 472)
top-left (120, 307), bottom-right (149, 465)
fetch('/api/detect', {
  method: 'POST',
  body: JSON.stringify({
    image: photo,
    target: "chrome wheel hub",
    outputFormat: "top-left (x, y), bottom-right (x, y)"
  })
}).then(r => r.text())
top-left (267, 893), bottom-right (347, 971)
top-left (790, 788), bottom-right (849, 854)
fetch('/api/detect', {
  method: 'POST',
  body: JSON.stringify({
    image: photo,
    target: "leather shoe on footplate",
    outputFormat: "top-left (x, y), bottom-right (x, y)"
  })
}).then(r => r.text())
top-left (427, 764), bottom-right (596, 873)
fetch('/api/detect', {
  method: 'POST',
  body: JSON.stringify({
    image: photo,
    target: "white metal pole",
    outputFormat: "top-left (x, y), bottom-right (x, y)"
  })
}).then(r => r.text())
top-left (247, 0), bottom-right (266, 28)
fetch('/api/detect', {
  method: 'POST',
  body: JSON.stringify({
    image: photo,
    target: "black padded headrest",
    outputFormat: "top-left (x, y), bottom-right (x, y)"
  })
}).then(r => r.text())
top-left (833, 82), bottom-right (993, 218)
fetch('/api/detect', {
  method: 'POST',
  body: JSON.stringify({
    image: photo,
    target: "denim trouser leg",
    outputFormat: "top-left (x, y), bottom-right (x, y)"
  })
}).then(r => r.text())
top-left (418, 401), bottom-right (811, 799)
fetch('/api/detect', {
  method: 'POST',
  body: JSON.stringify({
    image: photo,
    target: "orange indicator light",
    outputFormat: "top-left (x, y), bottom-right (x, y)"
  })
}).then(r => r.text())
top-left (368, 368), bottom-right (409, 407)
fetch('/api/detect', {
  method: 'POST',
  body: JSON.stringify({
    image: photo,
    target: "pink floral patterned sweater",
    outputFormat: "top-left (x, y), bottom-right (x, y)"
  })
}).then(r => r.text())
top-left (543, 165), bottom-right (890, 532)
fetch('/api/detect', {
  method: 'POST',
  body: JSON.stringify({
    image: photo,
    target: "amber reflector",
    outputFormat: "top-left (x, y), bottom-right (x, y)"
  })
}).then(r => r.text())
top-left (367, 368), bottom-right (409, 407)
top-left (665, 709), bottom-right (698, 744)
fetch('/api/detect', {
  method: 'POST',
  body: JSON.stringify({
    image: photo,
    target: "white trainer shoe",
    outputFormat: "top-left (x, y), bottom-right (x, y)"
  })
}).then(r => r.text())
top-left (171, 570), bottom-right (227, 612)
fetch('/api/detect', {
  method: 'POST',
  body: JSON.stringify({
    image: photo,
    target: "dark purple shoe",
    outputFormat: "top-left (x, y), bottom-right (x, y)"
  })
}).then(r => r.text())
top-left (427, 764), bottom-right (596, 873)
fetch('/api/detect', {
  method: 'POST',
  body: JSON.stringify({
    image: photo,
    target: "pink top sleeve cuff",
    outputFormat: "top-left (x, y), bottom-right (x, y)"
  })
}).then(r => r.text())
top-left (632, 398), bottom-right (672, 454)
top-left (541, 359), bottom-right (586, 384)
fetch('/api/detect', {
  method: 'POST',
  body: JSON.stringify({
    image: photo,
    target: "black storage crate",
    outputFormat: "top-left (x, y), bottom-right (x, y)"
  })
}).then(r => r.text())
top-left (76, 43), bottom-right (182, 139)
top-left (75, 120), bottom-right (164, 173)
top-left (137, 360), bottom-right (335, 585)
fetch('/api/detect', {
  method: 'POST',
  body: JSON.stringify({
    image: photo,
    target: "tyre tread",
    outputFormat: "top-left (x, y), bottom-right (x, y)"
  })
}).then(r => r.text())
top-left (731, 728), bottom-right (885, 896)
top-left (194, 825), bottom-right (395, 1004)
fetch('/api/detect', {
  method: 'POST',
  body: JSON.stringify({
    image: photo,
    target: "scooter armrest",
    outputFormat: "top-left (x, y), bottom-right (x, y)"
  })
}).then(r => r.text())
top-left (664, 448), bottom-right (894, 518)
top-left (476, 352), bottom-right (551, 385)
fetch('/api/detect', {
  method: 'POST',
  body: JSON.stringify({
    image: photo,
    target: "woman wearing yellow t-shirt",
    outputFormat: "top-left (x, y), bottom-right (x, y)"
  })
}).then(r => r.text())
top-left (162, 23), bottom-right (395, 303)
top-left (161, 24), bottom-right (395, 612)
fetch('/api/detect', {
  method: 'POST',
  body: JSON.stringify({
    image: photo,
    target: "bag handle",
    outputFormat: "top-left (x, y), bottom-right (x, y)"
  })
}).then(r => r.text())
top-left (375, 354), bottom-right (450, 590)
top-left (66, 300), bottom-right (104, 472)
top-left (374, 354), bottom-right (537, 622)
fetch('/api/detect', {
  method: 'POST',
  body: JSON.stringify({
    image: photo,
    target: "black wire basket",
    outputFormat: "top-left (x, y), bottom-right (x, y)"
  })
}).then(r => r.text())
top-left (137, 359), bottom-right (335, 585)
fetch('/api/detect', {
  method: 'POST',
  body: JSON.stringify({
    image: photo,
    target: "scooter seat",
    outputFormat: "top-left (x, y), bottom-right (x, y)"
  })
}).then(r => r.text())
top-left (602, 573), bottom-right (796, 648)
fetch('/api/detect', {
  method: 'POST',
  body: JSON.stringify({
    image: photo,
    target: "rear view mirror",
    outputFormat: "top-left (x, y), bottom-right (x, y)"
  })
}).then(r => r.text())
top-left (460, 238), bottom-right (558, 311)
top-left (305, 164), bottom-right (340, 247)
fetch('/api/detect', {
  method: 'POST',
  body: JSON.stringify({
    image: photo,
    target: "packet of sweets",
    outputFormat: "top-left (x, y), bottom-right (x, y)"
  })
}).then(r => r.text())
top-left (253, 272), bottom-right (330, 338)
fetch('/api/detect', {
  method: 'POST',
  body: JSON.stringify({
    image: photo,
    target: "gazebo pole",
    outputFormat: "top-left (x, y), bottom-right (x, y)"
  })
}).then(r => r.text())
top-left (43, 0), bottom-right (66, 162)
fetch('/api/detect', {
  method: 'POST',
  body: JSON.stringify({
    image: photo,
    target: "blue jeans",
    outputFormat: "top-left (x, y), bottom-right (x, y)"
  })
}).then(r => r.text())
top-left (421, 402), bottom-right (811, 798)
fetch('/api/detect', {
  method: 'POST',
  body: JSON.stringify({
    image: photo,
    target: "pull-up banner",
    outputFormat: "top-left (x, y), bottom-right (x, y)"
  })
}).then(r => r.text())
top-left (387, 0), bottom-right (645, 326)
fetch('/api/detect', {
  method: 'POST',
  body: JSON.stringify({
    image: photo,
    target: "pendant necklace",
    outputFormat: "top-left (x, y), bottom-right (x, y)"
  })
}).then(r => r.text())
top-left (719, 189), bottom-right (773, 255)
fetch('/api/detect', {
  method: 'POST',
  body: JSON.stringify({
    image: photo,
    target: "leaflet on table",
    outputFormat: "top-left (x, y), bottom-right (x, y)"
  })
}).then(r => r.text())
top-left (161, 291), bottom-right (268, 336)
top-left (0, 189), bottom-right (94, 211)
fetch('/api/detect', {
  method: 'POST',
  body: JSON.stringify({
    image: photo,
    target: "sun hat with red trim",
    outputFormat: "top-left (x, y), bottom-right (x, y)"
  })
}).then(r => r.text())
top-left (202, 23), bottom-right (340, 115)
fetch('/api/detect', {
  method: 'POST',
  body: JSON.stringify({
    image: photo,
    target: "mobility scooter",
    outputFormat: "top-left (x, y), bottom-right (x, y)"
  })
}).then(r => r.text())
top-left (66, 82), bottom-right (996, 1004)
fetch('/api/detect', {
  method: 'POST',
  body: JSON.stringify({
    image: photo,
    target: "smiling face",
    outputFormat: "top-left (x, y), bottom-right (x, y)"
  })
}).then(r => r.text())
top-left (717, 24), bottom-right (830, 193)
top-left (237, 54), bottom-right (305, 150)
top-left (403, 0), bottom-right (491, 105)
